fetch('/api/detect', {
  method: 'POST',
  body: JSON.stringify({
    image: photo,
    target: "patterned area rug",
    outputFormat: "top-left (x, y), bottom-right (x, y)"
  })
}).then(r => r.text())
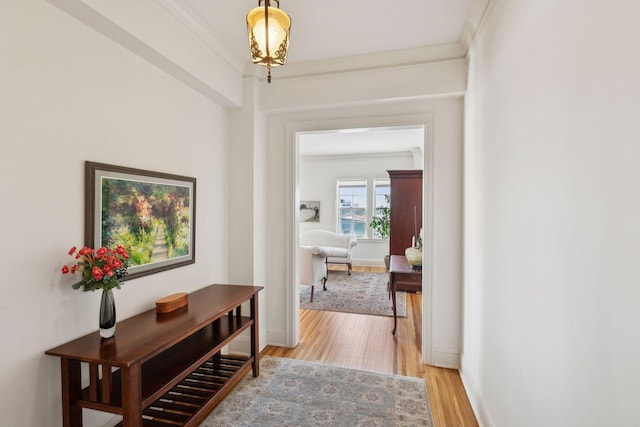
top-left (300, 270), bottom-right (407, 318)
top-left (201, 356), bottom-right (433, 426)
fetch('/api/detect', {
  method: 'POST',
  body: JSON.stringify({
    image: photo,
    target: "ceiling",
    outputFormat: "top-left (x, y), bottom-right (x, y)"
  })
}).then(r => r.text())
top-left (183, 0), bottom-right (473, 64)
top-left (182, 0), bottom-right (471, 155)
top-left (299, 127), bottom-right (424, 157)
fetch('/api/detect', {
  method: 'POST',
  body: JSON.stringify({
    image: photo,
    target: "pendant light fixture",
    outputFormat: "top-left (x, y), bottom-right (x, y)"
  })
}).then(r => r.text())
top-left (246, 0), bottom-right (291, 83)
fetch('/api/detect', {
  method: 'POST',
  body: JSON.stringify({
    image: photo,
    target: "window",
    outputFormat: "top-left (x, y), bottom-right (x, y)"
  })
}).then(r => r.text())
top-left (336, 178), bottom-right (390, 239)
top-left (371, 179), bottom-right (391, 239)
top-left (337, 180), bottom-right (367, 237)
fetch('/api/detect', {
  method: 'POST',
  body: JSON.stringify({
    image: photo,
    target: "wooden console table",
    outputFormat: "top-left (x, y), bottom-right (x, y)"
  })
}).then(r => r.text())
top-left (389, 255), bottom-right (422, 335)
top-left (46, 284), bottom-right (263, 427)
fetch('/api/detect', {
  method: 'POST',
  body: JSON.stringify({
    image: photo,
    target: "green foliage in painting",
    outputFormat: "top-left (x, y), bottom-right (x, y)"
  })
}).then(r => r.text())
top-left (101, 178), bottom-right (191, 266)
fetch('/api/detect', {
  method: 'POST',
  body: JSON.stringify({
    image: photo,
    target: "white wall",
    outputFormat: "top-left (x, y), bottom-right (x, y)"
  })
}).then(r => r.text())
top-left (227, 76), bottom-right (269, 352)
top-left (463, 0), bottom-right (640, 425)
top-left (300, 153), bottom-right (414, 266)
top-left (0, 1), bottom-right (229, 425)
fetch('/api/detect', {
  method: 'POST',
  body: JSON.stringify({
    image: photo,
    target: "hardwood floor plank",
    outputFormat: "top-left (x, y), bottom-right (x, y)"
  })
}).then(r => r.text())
top-left (261, 266), bottom-right (478, 427)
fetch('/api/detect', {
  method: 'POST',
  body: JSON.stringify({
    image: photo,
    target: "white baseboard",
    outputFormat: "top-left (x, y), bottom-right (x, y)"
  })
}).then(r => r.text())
top-left (227, 334), bottom-right (269, 356)
top-left (266, 328), bottom-right (288, 348)
top-left (431, 347), bottom-right (461, 369)
top-left (227, 337), bottom-right (249, 356)
top-left (460, 355), bottom-right (494, 427)
top-left (102, 417), bottom-right (122, 427)
top-left (352, 258), bottom-right (386, 268)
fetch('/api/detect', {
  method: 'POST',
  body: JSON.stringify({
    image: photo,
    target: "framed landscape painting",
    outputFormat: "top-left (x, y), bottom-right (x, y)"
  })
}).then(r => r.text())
top-left (85, 161), bottom-right (196, 280)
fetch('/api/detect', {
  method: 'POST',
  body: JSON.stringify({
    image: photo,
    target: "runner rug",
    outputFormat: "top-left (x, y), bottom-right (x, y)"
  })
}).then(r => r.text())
top-left (300, 270), bottom-right (407, 318)
top-left (201, 356), bottom-right (433, 426)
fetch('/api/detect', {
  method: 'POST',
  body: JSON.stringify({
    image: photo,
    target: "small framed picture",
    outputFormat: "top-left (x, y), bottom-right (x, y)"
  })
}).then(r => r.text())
top-left (300, 201), bottom-right (320, 222)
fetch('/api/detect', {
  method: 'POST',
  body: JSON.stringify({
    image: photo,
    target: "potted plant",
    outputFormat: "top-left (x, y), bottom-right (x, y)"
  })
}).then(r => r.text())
top-left (370, 194), bottom-right (391, 269)
top-left (369, 194), bottom-right (391, 240)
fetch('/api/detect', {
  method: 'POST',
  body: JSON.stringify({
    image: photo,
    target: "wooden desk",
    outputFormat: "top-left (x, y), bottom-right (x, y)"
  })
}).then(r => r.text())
top-left (46, 284), bottom-right (262, 427)
top-left (389, 255), bottom-right (422, 335)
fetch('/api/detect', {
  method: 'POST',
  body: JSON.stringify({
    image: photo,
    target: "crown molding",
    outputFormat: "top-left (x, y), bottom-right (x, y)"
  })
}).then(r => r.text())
top-left (259, 59), bottom-right (467, 113)
top-left (459, 0), bottom-right (494, 53)
top-left (146, 0), bottom-right (246, 73)
top-left (254, 42), bottom-right (467, 82)
top-left (301, 151), bottom-right (414, 161)
top-left (47, 0), bottom-right (244, 106)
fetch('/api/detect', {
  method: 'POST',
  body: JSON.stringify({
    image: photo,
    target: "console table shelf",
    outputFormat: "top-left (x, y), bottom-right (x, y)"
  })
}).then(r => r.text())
top-left (137, 354), bottom-right (248, 426)
top-left (46, 284), bottom-right (263, 427)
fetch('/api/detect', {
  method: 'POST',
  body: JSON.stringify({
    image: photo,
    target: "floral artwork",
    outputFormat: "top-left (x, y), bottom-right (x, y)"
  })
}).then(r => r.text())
top-left (101, 178), bottom-right (190, 264)
top-left (86, 162), bottom-right (196, 280)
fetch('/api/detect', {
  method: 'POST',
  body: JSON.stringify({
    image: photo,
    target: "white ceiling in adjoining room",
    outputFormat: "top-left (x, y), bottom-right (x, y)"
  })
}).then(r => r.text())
top-left (299, 127), bottom-right (424, 157)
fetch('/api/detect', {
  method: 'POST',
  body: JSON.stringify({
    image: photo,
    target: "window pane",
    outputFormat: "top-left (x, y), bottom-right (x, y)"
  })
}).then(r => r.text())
top-left (352, 194), bottom-right (366, 208)
top-left (375, 184), bottom-right (390, 196)
top-left (375, 185), bottom-right (390, 207)
top-left (353, 208), bottom-right (366, 221)
top-left (371, 180), bottom-right (391, 239)
top-left (340, 222), bottom-right (352, 235)
top-left (337, 179), bottom-right (367, 237)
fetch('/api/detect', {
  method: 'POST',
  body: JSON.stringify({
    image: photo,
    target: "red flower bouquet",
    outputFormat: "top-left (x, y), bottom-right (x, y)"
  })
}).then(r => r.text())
top-left (62, 245), bottom-right (129, 291)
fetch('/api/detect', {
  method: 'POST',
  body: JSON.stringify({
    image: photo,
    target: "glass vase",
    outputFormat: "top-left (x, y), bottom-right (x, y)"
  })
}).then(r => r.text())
top-left (99, 289), bottom-right (116, 339)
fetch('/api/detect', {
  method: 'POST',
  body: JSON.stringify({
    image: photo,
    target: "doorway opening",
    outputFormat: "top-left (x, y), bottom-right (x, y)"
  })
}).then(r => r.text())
top-left (291, 121), bottom-right (433, 365)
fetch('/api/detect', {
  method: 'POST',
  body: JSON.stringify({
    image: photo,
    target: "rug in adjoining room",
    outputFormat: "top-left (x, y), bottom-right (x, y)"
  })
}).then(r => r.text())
top-left (200, 356), bottom-right (433, 427)
top-left (300, 270), bottom-right (407, 318)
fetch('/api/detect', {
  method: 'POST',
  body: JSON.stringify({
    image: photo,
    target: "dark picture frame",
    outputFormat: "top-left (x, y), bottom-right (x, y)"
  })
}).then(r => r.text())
top-left (85, 161), bottom-right (196, 280)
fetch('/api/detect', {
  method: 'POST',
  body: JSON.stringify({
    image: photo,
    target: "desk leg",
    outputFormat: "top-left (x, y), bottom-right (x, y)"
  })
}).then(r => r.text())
top-left (121, 364), bottom-right (142, 427)
top-left (390, 272), bottom-right (397, 335)
top-left (250, 295), bottom-right (260, 377)
top-left (61, 358), bottom-right (82, 427)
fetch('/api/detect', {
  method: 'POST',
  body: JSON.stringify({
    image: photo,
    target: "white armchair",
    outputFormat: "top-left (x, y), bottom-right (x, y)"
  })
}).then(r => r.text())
top-left (299, 245), bottom-right (331, 302)
top-left (300, 230), bottom-right (358, 276)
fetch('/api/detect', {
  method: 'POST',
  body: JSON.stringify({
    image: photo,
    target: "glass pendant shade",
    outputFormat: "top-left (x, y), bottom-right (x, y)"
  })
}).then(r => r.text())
top-left (247, 0), bottom-right (291, 82)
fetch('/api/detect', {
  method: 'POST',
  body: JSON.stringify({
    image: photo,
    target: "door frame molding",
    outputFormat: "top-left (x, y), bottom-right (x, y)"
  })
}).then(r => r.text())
top-left (285, 113), bottom-right (435, 365)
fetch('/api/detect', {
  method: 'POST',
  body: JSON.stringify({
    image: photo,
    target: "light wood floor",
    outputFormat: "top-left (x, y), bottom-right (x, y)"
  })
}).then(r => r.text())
top-left (262, 265), bottom-right (478, 427)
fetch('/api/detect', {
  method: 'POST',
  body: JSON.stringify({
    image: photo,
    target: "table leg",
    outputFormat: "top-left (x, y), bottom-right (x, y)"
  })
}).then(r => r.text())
top-left (61, 358), bottom-right (82, 427)
top-left (250, 295), bottom-right (260, 377)
top-left (121, 364), bottom-right (142, 426)
top-left (390, 272), bottom-right (397, 335)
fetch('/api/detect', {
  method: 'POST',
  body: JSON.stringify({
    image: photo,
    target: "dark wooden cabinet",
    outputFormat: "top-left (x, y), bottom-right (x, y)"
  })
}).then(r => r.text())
top-left (388, 170), bottom-right (423, 292)
top-left (46, 284), bottom-right (262, 427)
